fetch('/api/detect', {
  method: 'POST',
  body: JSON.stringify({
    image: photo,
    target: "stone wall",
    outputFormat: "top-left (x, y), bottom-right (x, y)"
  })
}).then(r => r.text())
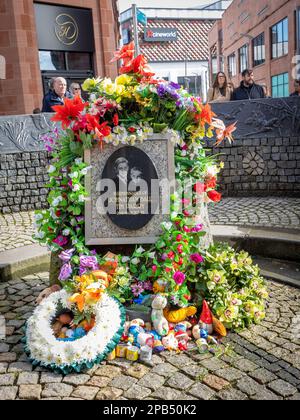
top-left (0, 97), bottom-right (299, 213)
top-left (0, 152), bottom-right (49, 213)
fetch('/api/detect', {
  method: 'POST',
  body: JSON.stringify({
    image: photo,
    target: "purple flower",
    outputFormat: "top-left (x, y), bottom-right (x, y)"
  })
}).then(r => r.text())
top-left (192, 224), bottom-right (203, 233)
top-left (161, 253), bottom-right (168, 261)
top-left (59, 262), bottom-right (73, 281)
top-left (131, 283), bottom-right (145, 297)
top-left (190, 253), bottom-right (204, 264)
top-left (173, 271), bottom-right (186, 286)
top-left (79, 255), bottom-right (99, 275)
top-left (157, 84), bottom-right (167, 97)
top-left (59, 248), bottom-right (75, 263)
top-left (143, 281), bottom-right (153, 291)
top-left (53, 236), bottom-right (68, 247)
top-left (170, 81), bottom-right (181, 89)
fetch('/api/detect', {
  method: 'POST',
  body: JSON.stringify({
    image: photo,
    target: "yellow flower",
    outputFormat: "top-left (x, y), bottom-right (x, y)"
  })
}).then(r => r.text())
top-left (115, 85), bottom-right (125, 96)
top-left (115, 74), bottom-right (133, 85)
top-left (101, 78), bottom-right (115, 96)
top-left (82, 77), bottom-right (101, 92)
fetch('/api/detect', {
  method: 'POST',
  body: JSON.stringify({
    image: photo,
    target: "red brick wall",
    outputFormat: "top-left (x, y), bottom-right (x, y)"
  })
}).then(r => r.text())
top-left (0, 0), bottom-right (119, 116)
top-left (208, 0), bottom-right (300, 94)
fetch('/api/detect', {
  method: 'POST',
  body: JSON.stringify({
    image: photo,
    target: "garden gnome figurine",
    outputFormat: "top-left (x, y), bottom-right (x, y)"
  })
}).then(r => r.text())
top-left (199, 300), bottom-right (214, 334)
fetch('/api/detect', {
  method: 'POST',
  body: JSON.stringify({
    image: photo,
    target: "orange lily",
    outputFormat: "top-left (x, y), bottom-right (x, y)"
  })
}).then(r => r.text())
top-left (195, 103), bottom-right (216, 127)
top-left (215, 122), bottom-right (237, 146)
top-left (69, 293), bottom-right (85, 312)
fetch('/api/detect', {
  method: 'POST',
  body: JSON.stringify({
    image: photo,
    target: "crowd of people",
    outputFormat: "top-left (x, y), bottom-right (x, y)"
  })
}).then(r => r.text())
top-left (207, 68), bottom-right (300, 103)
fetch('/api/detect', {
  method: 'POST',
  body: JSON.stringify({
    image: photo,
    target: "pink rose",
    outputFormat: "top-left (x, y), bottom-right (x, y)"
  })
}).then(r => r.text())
top-left (173, 271), bottom-right (186, 286)
top-left (190, 253), bottom-right (204, 264)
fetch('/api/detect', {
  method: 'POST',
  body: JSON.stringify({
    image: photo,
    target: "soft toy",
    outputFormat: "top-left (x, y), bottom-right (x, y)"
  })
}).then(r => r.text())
top-left (36, 284), bottom-right (61, 305)
top-left (192, 325), bottom-right (209, 340)
top-left (137, 333), bottom-right (154, 348)
top-left (162, 331), bottom-right (178, 351)
top-left (212, 315), bottom-right (227, 337)
top-left (199, 300), bottom-right (213, 334)
top-left (151, 295), bottom-right (169, 337)
top-left (163, 306), bottom-right (197, 324)
top-left (153, 340), bottom-right (165, 353)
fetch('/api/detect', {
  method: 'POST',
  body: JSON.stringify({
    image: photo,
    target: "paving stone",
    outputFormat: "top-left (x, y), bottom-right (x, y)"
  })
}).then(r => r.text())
top-left (0, 386), bottom-right (18, 400)
top-left (124, 384), bottom-right (152, 400)
top-left (95, 365), bottom-right (123, 378)
top-left (0, 353), bottom-right (17, 363)
top-left (249, 368), bottom-right (277, 385)
top-left (188, 383), bottom-right (215, 400)
top-left (110, 375), bottom-right (138, 391)
top-left (0, 343), bottom-right (10, 353)
top-left (138, 373), bottom-right (165, 391)
top-left (151, 386), bottom-right (183, 400)
top-left (200, 358), bottom-right (228, 372)
top-left (0, 373), bottom-right (15, 386)
top-left (167, 354), bottom-right (194, 368)
top-left (237, 377), bottom-right (263, 396)
top-left (126, 364), bottom-right (150, 379)
top-left (166, 372), bottom-right (194, 390)
top-left (17, 372), bottom-right (39, 385)
top-left (203, 374), bottom-right (231, 391)
top-left (95, 387), bottom-right (124, 400)
top-left (252, 389), bottom-right (283, 400)
top-left (218, 388), bottom-right (248, 400)
top-left (72, 386), bottom-right (99, 400)
top-left (63, 374), bottom-right (90, 386)
top-left (40, 372), bottom-right (63, 383)
top-left (42, 383), bottom-right (74, 398)
top-left (274, 370), bottom-right (300, 386)
top-left (19, 384), bottom-right (42, 400)
top-left (180, 364), bottom-right (208, 380)
top-left (268, 379), bottom-right (297, 397)
top-left (288, 393), bottom-right (300, 400)
top-left (215, 367), bottom-right (245, 382)
top-left (86, 376), bottom-right (111, 388)
top-left (233, 358), bottom-right (259, 373)
top-left (8, 362), bottom-right (32, 372)
top-left (0, 363), bottom-right (8, 373)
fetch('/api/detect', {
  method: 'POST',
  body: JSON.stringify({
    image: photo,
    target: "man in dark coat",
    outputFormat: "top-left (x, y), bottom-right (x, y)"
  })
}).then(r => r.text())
top-left (290, 80), bottom-right (300, 97)
top-left (42, 77), bottom-right (72, 112)
top-left (232, 69), bottom-right (266, 101)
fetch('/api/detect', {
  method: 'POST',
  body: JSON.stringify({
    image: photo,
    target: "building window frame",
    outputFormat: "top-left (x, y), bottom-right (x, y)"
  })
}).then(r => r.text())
top-left (271, 72), bottom-right (289, 98)
top-left (239, 44), bottom-right (249, 73)
top-left (271, 17), bottom-right (289, 59)
top-left (296, 7), bottom-right (300, 54)
top-left (228, 53), bottom-right (237, 78)
top-left (252, 33), bottom-right (265, 67)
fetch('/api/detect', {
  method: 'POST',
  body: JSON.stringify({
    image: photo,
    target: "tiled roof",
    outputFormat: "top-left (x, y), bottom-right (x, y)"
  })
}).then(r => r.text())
top-left (139, 19), bottom-right (215, 62)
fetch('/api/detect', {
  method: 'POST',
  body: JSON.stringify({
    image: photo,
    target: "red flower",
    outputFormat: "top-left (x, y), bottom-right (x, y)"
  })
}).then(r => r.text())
top-left (176, 234), bottom-right (183, 242)
top-left (113, 113), bottom-right (119, 126)
top-left (166, 267), bottom-right (172, 273)
top-left (51, 97), bottom-right (86, 128)
top-left (167, 251), bottom-right (175, 260)
top-left (128, 127), bottom-right (136, 133)
top-left (132, 55), bottom-right (155, 78)
top-left (177, 244), bottom-right (183, 254)
top-left (207, 190), bottom-right (222, 203)
top-left (205, 177), bottom-right (217, 190)
top-left (110, 41), bottom-right (135, 65)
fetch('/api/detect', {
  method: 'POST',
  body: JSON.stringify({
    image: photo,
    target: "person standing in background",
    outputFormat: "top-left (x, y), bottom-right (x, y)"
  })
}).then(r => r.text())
top-left (232, 69), bottom-right (266, 101)
top-left (290, 80), bottom-right (300, 97)
top-left (42, 77), bottom-right (72, 112)
top-left (70, 82), bottom-right (83, 99)
top-left (207, 72), bottom-right (232, 103)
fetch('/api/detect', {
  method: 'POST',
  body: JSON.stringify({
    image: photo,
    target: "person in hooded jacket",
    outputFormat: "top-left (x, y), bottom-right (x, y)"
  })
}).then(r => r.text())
top-left (232, 69), bottom-right (266, 101)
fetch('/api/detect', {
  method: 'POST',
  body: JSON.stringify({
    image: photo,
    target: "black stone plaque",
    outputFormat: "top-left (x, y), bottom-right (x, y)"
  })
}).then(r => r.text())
top-left (100, 146), bottom-right (159, 230)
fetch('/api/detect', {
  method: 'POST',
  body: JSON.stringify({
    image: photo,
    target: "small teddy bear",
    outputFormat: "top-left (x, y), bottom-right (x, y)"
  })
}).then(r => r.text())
top-left (151, 294), bottom-right (169, 337)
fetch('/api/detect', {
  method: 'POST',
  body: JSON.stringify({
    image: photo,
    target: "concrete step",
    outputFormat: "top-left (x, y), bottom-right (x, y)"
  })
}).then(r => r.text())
top-left (212, 225), bottom-right (300, 262)
top-left (253, 256), bottom-right (300, 289)
top-left (0, 244), bottom-right (50, 282)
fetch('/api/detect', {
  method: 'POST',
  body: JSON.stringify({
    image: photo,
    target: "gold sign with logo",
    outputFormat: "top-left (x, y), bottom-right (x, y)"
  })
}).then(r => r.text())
top-left (55, 13), bottom-right (79, 46)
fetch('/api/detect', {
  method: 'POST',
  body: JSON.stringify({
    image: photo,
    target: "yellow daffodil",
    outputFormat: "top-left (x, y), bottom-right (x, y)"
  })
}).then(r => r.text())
top-left (115, 74), bottom-right (133, 85)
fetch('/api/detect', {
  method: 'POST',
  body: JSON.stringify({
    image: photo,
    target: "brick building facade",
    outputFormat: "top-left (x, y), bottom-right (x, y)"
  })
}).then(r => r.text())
top-left (0, 0), bottom-right (119, 116)
top-left (208, 0), bottom-right (300, 96)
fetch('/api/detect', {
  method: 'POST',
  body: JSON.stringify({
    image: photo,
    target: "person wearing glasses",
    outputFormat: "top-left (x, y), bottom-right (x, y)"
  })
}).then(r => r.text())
top-left (207, 72), bottom-right (232, 103)
top-left (70, 82), bottom-right (83, 99)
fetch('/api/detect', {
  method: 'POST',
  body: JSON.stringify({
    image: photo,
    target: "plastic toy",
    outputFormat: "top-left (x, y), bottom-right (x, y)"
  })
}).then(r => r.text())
top-left (163, 306), bottom-right (197, 323)
top-left (151, 294), bottom-right (169, 337)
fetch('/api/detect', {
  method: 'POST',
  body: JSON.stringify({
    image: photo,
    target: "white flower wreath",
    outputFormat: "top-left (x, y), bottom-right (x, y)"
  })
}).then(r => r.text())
top-left (25, 290), bottom-right (125, 372)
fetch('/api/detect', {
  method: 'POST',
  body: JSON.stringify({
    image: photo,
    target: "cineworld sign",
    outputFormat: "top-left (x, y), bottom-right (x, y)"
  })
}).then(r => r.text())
top-left (144, 28), bottom-right (177, 42)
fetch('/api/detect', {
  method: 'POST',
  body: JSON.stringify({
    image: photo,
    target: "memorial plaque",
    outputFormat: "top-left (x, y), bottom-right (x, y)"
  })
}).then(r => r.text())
top-left (85, 134), bottom-right (175, 245)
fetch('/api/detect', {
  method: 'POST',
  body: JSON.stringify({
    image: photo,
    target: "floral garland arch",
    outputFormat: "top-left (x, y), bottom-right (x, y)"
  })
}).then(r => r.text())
top-left (27, 43), bottom-right (268, 372)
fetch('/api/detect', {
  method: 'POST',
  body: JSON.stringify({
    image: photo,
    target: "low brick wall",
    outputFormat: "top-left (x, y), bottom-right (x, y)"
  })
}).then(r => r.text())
top-left (0, 152), bottom-right (49, 213)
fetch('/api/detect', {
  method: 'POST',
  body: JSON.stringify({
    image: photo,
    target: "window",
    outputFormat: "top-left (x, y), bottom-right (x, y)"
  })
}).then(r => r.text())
top-left (252, 33), bottom-right (265, 66)
top-left (271, 18), bottom-right (288, 59)
top-left (66, 53), bottom-right (92, 71)
top-left (272, 73), bottom-right (289, 97)
top-left (228, 53), bottom-right (237, 77)
top-left (239, 44), bottom-right (248, 73)
top-left (39, 51), bottom-right (66, 71)
top-left (177, 76), bottom-right (202, 96)
top-left (211, 56), bottom-right (218, 81)
top-left (39, 51), bottom-right (93, 72)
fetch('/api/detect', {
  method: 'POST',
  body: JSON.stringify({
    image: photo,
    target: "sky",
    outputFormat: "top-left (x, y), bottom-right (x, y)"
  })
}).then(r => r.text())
top-left (118, 0), bottom-right (216, 12)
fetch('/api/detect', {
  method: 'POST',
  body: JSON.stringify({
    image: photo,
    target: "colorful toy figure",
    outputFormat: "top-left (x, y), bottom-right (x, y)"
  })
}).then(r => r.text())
top-left (153, 340), bottom-right (165, 354)
top-left (151, 294), bottom-right (169, 337)
top-left (163, 306), bottom-right (197, 324)
top-left (212, 315), bottom-right (227, 337)
top-left (199, 300), bottom-right (213, 334)
top-left (162, 331), bottom-right (179, 351)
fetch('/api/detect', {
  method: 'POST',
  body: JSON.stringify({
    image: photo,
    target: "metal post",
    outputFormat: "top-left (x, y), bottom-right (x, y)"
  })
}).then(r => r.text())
top-left (132, 4), bottom-right (140, 57)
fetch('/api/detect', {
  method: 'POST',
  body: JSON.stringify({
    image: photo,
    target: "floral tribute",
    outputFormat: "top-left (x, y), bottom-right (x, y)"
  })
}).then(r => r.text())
top-left (27, 43), bottom-right (268, 372)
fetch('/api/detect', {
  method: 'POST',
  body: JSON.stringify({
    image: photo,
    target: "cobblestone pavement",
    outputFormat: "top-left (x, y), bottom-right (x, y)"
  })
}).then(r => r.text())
top-left (209, 197), bottom-right (300, 230)
top-left (0, 197), bottom-right (299, 252)
top-left (0, 273), bottom-right (300, 400)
